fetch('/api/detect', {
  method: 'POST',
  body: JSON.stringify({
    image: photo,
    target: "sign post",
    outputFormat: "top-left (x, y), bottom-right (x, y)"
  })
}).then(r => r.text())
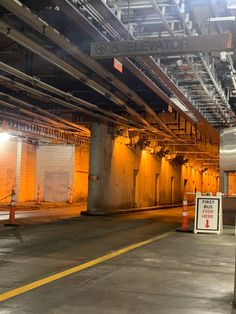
top-left (194, 192), bottom-right (223, 234)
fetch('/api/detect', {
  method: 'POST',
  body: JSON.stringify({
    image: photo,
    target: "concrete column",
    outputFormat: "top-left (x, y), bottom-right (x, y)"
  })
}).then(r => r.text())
top-left (87, 123), bottom-right (112, 213)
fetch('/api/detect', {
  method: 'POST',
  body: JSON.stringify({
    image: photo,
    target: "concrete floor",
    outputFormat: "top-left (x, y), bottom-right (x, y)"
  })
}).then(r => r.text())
top-left (0, 208), bottom-right (235, 313)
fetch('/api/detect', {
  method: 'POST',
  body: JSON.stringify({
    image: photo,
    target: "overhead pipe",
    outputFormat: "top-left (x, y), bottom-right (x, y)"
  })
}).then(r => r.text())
top-left (0, 74), bottom-right (142, 131)
top-left (0, 111), bottom-right (83, 141)
top-left (0, 98), bottom-right (68, 130)
top-left (0, 114), bottom-right (87, 144)
top-left (99, 0), bottom-right (227, 133)
top-left (53, 0), bottom-right (219, 143)
top-left (53, 0), bottom-right (210, 133)
top-left (0, 20), bottom-right (174, 139)
top-left (0, 91), bottom-right (90, 135)
top-left (145, 1), bottom-right (230, 126)
top-left (1, 73), bottom-right (179, 140)
top-left (0, 73), bottom-right (173, 139)
top-left (0, 103), bottom-right (88, 144)
top-left (0, 62), bottom-right (137, 127)
top-left (0, 0), bottom-right (177, 138)
top-left (0, 107), bottom-right (89, 141)
top-left (0, 110), bottom-right (72, 132)
top-left (172, 0), bottom-right (235, 124)
top-left (0, 20), bottom-right (148, 128)
top-left (0, 64), bottom-right (174, 141)
top-left (148, 0), bottom-right (230, 126)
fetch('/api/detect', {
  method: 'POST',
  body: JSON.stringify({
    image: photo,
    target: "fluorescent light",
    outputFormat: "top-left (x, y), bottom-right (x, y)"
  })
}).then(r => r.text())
top-left (0, 132), bottom-right (10, 141)
top-left (208, 16), bottom-right (236, 22)
top-left (170, 97), bottom-right (198, 123)
top-left (185, 112), bottom-right (198, 123)
top-left (170, 97), bottom-right (189, 112)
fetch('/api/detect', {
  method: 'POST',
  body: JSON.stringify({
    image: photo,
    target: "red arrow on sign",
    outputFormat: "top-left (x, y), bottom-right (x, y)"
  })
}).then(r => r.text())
top-left (205, 219), bottom-right (210, 228)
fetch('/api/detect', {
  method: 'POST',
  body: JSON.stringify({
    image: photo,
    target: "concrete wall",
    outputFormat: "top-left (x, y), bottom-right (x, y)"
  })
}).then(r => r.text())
top-left (73, 144), bottom-right (89, 203)
top-left (88, 124), bottom-right (219, 212)
top-left (0, 139), bottom-right (36, 202)
top-left (0, 141), bottom-right (89, 203)
top-left (0, 140), bottom-right (17, 202)
top-left (0, 130), bottom-right (218, 209)
top-left (19, 142), bottom-right (36, 202)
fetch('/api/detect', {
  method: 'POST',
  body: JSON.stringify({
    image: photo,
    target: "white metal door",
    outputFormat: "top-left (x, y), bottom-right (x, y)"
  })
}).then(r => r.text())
top-left (44, 171), bottom-right (69, 202)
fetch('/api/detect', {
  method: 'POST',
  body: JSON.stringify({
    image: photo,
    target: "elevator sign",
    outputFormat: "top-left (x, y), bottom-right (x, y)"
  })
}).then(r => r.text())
top-left (194, 193), bottom-right (222, 234)
top-left (90, 33), bottom-right (232, 58)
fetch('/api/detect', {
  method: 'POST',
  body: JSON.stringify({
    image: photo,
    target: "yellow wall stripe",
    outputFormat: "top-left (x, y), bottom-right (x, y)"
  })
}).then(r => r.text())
top-left (0, 231), bottom-right (173, 302)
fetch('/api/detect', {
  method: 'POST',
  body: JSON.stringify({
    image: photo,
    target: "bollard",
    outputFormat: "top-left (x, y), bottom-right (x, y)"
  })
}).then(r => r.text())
top-left (35, 184), bottom-right (41, 205)
top-left (176, 192), bottom-right (192, 232)
top-left (4, 186), bottom-right (18, 226)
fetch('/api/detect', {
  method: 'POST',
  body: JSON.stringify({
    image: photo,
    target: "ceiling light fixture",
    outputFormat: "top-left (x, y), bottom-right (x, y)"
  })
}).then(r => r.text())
top-left (170, 97), bottom-right (189, 112)
top-left (170, 97), bottom-right (198, 123)
top-left (208, 16), bottom-right (236, 22)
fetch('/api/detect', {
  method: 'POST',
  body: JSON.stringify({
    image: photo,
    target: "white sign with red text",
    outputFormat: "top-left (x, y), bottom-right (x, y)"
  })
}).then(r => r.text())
top-left (194, 192), bottom-right (222, 234)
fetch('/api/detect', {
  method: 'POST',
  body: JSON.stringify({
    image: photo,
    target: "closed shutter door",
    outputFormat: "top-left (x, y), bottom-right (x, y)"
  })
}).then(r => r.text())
top-left (44, 171), bottom-right (69, 202)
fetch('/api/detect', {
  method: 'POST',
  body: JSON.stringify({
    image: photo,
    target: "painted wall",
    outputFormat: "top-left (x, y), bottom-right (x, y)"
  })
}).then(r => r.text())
top-left (88, 124), bottom-right (219, 212)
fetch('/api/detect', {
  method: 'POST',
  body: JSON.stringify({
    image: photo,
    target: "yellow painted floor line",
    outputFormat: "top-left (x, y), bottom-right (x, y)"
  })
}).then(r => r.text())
top-left (0, 230), bottom-right (174, 302)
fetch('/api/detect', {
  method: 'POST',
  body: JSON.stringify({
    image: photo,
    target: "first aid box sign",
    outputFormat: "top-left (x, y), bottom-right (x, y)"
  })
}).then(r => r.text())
top-left (194, 193), bottom-right (222, 234)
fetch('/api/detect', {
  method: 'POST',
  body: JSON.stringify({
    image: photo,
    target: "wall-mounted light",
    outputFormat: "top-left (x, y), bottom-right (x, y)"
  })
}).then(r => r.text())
top-left (155, 149), bottom-right (170, 158)
top-left (0, 132), bottom-right (10, 142)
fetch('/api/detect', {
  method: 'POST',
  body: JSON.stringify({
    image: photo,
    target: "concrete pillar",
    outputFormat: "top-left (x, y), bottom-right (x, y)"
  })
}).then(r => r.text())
top-left (87, 123), bottom-right (112, 213)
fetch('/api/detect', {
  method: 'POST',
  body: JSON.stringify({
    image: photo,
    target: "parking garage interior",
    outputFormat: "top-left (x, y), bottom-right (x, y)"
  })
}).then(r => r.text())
top-left (0, 0), bottom-right (236, 313)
